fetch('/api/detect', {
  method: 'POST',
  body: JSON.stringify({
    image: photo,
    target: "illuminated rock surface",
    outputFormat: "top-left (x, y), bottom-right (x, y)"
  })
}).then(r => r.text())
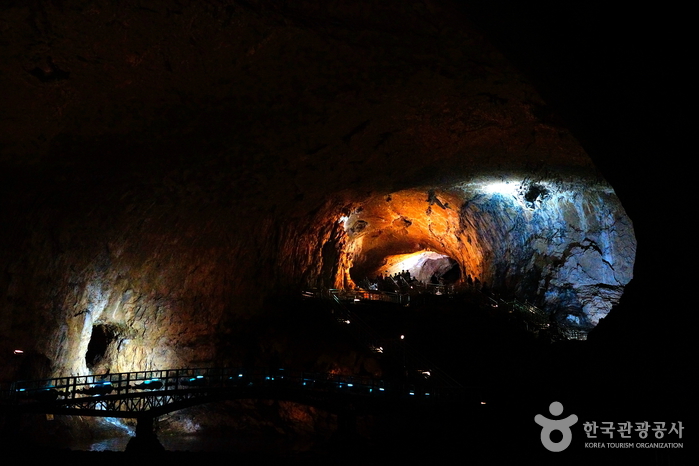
top-left (0, 0), bottom-right (645, 448)
top-left (341, 181), bottom-right (634, 326)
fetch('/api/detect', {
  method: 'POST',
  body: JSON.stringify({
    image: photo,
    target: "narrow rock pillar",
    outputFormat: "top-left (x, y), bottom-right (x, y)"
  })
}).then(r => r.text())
top-left (125, 415), bottom-right (165, 453)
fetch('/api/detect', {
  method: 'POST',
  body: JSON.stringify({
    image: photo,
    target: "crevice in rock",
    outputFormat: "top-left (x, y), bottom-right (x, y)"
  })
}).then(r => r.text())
top-left (85, 323), bottom-right (120, 371)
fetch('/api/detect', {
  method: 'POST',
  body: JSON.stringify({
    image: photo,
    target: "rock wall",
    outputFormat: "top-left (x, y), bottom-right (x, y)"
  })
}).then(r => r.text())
top-left (459, 179), bottom-right (636, 325)
top-left (0, 177), bottom-right (278, 380)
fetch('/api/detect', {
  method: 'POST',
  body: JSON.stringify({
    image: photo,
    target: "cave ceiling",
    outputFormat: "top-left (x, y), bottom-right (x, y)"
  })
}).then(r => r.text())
top-left (1, 1), bottom-right (594, 194)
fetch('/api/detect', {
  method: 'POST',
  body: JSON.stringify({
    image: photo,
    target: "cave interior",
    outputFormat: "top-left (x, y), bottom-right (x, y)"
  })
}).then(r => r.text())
top-left (0, 0), bottom-right (689, 460)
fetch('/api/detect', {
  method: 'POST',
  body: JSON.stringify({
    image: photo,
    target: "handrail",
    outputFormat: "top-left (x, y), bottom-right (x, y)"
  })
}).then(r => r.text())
top-left (486, 292), bottom-right (588, 340)
top-left (328, 288), bottom-right (409, 305)
top-left (0, 366), bottom-right (468, 416)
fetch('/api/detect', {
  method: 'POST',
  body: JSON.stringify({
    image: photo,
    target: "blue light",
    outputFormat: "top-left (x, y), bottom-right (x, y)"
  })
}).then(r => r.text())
top-left (196, 376), bottom-right (203, 379)
top-left (238, 374), bottom-right (243, 377)
top-left (348, 383), bottom-right (353, 387)
top-left (379, 388), bottom-right (385, 391)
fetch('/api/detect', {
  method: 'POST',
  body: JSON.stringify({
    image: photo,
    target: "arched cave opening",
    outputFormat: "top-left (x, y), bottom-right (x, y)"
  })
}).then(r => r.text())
top-left (440, 261), bottom-right (461, 283)
top-left (85, 323), bottom-right (117, 370)
top-left (333, 181), bottom-right (634, 327)
top-left (350, 250), bottom-right (461, 287)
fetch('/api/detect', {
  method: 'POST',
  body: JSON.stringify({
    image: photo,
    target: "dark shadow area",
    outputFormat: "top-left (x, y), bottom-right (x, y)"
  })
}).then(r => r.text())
top-left (85, 324), bottom-right (116, 370)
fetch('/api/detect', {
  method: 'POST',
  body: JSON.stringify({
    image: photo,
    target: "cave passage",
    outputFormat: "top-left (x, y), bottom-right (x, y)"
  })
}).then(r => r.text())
top-left (351, 250), bottom-right (460, 286)
top-left (333, 180), bottom-right (635, 328)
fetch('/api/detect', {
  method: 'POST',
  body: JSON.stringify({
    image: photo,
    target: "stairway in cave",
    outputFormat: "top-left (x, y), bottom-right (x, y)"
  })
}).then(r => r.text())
top-left (316, 286), bottom-right (587, 394)
top-left (324, 291), bottom-right (463, 391)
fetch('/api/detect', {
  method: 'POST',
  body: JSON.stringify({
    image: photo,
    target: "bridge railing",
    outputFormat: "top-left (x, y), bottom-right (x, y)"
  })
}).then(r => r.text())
top-left (327, 289), bottom-right (409, 306)
top-left (491, 294), bottom-right (590, 340)
top-left (2, 366), bottom-right (466, 409)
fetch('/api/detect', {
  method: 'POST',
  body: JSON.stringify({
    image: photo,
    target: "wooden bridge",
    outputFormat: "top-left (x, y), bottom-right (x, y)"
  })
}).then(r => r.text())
top-left (0, 289), bottom-right (476, 451)
top-left (0, 365), bottom-right (470, 451)
top-left (1, 366), bottom-right (464, 418)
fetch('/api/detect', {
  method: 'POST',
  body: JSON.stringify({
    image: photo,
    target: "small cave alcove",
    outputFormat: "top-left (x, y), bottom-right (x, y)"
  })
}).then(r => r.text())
top-left (85, 323), bottom-right (118, 371)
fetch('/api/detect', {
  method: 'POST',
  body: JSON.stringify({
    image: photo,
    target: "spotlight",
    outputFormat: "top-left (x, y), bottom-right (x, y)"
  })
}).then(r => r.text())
top-left (482, 181), bottom-right (518, 195)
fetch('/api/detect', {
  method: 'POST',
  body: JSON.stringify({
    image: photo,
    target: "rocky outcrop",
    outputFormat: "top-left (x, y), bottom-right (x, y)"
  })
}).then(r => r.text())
top-left (459, 179), bottom-right (635, 326)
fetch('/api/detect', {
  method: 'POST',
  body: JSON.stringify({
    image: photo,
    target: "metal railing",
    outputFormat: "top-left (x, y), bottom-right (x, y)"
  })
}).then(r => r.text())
top-left (328, 289), bottom-right (409, 305)
top-left (487, 293), bottom-right (588, 340)
top-left (560, 328), bottom-right (588, 341)
top-left (1, 365), bottom-right (466, 417)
